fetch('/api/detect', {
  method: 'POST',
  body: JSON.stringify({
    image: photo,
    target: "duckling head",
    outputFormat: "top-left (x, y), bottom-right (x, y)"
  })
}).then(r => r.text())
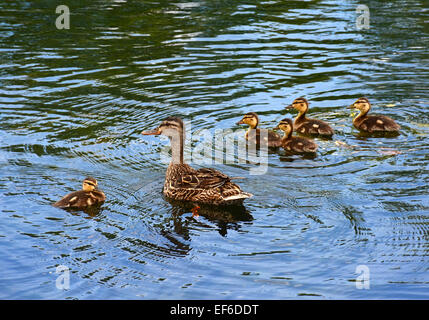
top-left (82, 177), bottom-right (98, 192)
top-left (275, 118), bottom-right (293, 138)
top-left (236, 112), bottom-right (259, 129)
top-left (350, 97), bottom-right (371, 114)
top-left (286, 97), bottom-right (309, 114)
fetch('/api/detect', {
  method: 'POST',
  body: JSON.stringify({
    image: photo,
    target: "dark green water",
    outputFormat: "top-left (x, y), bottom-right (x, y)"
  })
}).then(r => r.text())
top-left (0, 0), bottom-right (428, 299)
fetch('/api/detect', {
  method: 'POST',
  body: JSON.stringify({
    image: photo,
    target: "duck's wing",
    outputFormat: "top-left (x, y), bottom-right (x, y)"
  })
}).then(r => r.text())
top-left (268, 130), bottom-right (282, 147)
top-left (168, 167), bottom-right (252, 204)
top-left (247, 129), bottom-right (282, 147)
top-left (285, 137), bottom-right (318, 153)
top-left (52, 191), bottom-right (81, 208)
top-left (174, 167), bottom-right (230, 190)
top-left (91, 190), bottom-right (106, 202)
top-left (361, 115), bottom-right (400, 132)
top-left (296, 119), bottom-right (334, 136)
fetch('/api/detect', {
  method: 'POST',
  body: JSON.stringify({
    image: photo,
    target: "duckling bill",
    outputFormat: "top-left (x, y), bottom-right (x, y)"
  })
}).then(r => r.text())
top-left (275, 118), bottom-right (318, 153)
top-left (286, 97), bottom-right (334, 136)
top-left (53, 177), bottom-right (105, 210)
top-left (349, 97), bottom-right (400, 133)
top-left (237, 112), bottom-right (282, 147)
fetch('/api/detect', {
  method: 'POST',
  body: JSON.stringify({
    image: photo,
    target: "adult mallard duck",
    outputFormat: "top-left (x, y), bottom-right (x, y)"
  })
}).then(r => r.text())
top-left (275, 118), bottom-right (318, 153)
top-left (349, 97), bottom-right (400, 133)
top-left (53, 177), bottom-right (105, 209)
top-left (286, 97), bottom-right (334, 136)
top-left (236, 112), bottom-right (282, 147)
top-left (142, 117), bottom-right (252, 208)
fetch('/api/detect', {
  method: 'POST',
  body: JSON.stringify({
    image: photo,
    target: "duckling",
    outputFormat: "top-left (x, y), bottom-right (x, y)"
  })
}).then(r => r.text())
top-left (236, 112), bottom-right (282, 147)
top-left (286, 97), bottom-right (334, 136)
top-left (53, 177), bottom-right (105, 209)
top-left (349, 97), bottom-right (401, 133)
top-left (275, 118), bottom-right (318, 153)
top-left (142, 117), bottom-right (252, 206)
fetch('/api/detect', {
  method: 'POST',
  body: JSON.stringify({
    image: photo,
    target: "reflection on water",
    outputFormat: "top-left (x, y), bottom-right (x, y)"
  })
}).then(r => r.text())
top-left (0, 0), bottom-right (428, 299)
top-left (166, 197), bottom-right (254, 237)
top-left (64, 204), bottom-right (105, 218)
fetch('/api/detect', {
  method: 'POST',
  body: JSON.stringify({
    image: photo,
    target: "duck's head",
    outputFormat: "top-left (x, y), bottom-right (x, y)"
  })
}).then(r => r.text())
top-left (286, 97), bottom-right (309, 113)
top-left (275, 118), bottom-right (293, 138)
top-left (82, 177), bottom-right (98, 192)
top-left (142, 117), bottom-right (184, 138)
top-left (236, 112), bottom-right (259, 129)
top-left (349, 97), bottom-right (371, 113)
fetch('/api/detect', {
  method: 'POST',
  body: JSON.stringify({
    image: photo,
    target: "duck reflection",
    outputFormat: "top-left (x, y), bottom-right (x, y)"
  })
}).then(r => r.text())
top-left (165, 197), bottom-right (253, 237)
top-left (354, 131), bottom-right (400, 139)
top-left (278, 152), bottom-right (317, 162)
top-left (64, 203), bottom-right (104, 218)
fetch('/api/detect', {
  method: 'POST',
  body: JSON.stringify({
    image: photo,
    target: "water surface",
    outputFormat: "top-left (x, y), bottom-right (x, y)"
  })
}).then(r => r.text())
top-left (0, 0), bottom-right (428, 299)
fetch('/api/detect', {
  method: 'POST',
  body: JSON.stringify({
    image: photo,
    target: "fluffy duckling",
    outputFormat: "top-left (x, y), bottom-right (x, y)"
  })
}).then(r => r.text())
top-left (349, 97), bottom-right (400, 133)
top-left (53, 177), bottom-right (105, 209)
top-left (286, 97), bottom-right (334, 136)
top-left (236, 112), bottom-right (282, 147)
top-left (275, 118), bottom-right (318, 153)
top-left (142, 117), bottom-right (252, 206)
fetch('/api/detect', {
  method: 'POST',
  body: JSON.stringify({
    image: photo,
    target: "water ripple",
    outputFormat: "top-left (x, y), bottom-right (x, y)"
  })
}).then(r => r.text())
top-left (0, 0), bottom-right (427, 299)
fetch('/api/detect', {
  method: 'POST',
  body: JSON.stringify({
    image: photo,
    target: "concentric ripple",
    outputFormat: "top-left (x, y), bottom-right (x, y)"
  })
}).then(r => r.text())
top-left (0, 0), bottom-right (428, 299)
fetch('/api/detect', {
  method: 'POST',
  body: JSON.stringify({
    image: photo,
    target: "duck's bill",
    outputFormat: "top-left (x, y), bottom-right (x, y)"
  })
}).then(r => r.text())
top-left (141, 129), bottom-right (161, 135)
top-left (236, 120), bottom-right (245, 125)
top-left (273, 125), bottom-right (280, 130)
top-left (285, 104), bottom-right (293, 109)
top-left (348, 105), bottom-right (355, 109)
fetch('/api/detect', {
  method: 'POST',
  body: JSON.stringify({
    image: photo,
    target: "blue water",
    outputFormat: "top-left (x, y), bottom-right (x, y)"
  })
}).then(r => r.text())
top-left (0, 0), bottom-right (428, 299)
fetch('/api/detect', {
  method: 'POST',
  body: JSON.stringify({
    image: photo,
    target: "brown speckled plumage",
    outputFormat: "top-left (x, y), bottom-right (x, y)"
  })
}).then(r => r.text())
top-left (351, 97), bottom-right (400, 133)
top-left (53, 177), bottom-right (105, 209)
top-left (237, 112), bottom-right (282, 148)
top-left (163, 164), bottom-right (252, 205)
top-left (277, 118), bottom-right (318, 153)
top-left (287, 97), bottom-right (334, 136)
top-left (143, 117), bottom-right (252, 206)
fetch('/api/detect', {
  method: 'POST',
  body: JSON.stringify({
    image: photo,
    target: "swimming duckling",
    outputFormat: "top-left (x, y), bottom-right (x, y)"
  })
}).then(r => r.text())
top-left (286, 97), bottom-right (334, 136)
top-left (275, 118), bottom-right (318, 153)
top-left (142, 117), bottom-right (252, 206)
top-left (349, 97), bottom-right (400, 133)
top-left (236, 112), bottom-right (282, 147)
top-left (53, 177), bottom-right (105, 209)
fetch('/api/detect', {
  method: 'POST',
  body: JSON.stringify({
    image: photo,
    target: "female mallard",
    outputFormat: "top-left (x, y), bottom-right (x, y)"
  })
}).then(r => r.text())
top-left (53, 177), bottom-right (105, 209)
top-left (275, 118), bottom-right (318, 153)
top-left (236, 112), bottom-right (282, 147)
top-left (286, 97), bottom-right (334, 136)
top-left (349, 97), bottom-right (400, 133)
top-left (142, 117), bottom-right (252, 206)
